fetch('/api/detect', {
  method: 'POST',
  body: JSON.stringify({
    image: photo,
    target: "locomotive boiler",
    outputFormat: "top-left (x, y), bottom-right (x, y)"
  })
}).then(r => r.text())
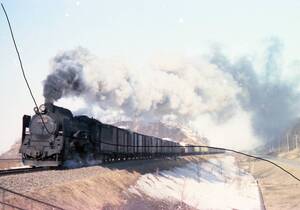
top-left (20, 103), bottom-right (73, 166)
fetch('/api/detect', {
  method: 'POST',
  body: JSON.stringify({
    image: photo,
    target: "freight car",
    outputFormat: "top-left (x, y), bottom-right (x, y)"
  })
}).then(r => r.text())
top-left (20, 103), bottom-right (222, 167)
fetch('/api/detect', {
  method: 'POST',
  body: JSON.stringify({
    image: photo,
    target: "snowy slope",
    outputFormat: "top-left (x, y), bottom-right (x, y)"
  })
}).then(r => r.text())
top-left (129, 155), bottom-right (261, 210)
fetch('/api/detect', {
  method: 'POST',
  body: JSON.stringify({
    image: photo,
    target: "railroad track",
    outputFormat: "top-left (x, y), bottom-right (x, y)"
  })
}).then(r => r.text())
top-left (0, 167), bottom-right (53, 176)
top-left (0, 158), bottom-right (21, 161)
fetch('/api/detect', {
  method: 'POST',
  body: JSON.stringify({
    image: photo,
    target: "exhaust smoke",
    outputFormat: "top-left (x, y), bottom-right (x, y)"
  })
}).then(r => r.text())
top-left (43, 39), bottom-right (300, 150)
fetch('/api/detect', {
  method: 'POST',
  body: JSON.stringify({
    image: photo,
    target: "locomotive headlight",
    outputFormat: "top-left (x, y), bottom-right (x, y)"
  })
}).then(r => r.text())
top-left (39, 104), bottom-right (47, 113)
top-left (29, 115), bottom-right (57, 135)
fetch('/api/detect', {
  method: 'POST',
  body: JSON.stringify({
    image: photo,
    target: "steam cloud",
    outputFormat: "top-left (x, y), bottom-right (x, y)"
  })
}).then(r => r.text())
top-left (210, 38), bottom-right (299, 144)
top-left (43, 39), bottom-right (300, 150)
top-left (43, 48), bottom-right (88, 103)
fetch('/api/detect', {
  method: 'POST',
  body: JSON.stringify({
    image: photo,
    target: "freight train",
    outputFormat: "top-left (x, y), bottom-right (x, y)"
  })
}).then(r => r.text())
top-left (20, 103), bottom-right (222, 167)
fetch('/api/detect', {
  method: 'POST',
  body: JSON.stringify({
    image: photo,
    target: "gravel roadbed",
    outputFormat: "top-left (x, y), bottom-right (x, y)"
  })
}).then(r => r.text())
top-left (0, 166), bottom-right (109, 194)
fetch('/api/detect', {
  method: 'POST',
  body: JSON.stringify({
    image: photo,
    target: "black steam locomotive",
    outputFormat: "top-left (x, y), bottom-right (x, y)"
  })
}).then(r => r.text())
top-left (20, 103), bottom-right (220, 167)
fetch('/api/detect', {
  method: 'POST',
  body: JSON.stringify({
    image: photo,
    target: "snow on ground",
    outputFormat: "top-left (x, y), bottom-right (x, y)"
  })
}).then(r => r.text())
top-left (129, 155), bottom-right (262, 210)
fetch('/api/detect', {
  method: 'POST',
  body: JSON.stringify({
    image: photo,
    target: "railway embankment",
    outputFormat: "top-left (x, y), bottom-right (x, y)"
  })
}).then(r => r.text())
top-left (239, 156), bottom-right (300, 210)
top-left (126, 154), bottom-right (262, 210)
top-left (0, 154), bottom-right (264, 209)
top-left (0, 156), bottom-right (196, 209)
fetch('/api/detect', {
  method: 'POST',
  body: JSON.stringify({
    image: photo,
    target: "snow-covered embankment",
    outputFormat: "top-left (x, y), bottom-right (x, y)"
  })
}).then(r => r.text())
top-left (129, 155), bottom-right (262, 210)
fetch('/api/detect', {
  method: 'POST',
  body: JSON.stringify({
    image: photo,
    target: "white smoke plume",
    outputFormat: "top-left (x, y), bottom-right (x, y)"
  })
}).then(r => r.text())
top-left (210, 38), bottom-right (300, 145)
top-left (43, 39), bottom-right (300, 150)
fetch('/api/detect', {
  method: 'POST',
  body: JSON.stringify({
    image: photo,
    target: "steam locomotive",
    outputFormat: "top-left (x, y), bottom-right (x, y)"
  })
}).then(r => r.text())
top-left (20, 103), bottom-right (221, 167)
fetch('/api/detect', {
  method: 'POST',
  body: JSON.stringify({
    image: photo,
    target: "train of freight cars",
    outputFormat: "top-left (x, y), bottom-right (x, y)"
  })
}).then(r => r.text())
top-left (20, 103), bottom-right (223, 167)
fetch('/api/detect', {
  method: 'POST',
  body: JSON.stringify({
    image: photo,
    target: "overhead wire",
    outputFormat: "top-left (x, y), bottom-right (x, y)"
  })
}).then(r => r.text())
top-left (71, 136), bottom-right (300, 182)
top-left (1, 2), bottom-right (299, 183)
top-left (1, 3), bottom-right (51, 134)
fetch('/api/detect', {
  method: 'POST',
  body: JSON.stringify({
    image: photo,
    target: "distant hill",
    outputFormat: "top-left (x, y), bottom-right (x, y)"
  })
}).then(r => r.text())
top-left (0, 141), bottom-right (21, 159)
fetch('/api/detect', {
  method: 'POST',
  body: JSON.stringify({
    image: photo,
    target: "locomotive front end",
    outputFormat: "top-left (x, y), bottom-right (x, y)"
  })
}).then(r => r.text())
top-left (20, 103), bottom-right (72, 167)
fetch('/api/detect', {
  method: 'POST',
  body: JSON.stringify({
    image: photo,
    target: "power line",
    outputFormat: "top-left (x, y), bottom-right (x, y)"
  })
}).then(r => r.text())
top-left (2, 2), bottom-right (298, 183)
top-left (1, 3), bottom-right (38, 109)
top-left (198, 145), bottom-right (300, 182)
top-left (1, 3), bottom-right (51, 134)
top-left (71, 136), bottom-right (300, 182)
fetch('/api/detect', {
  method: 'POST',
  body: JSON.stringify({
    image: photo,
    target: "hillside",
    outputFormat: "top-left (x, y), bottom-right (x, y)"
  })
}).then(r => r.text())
top-left (0, 141), bottom-right (21, 159)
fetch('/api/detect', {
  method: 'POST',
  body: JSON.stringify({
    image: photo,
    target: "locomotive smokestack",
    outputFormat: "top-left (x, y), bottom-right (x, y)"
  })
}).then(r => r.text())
top-left (44, 102), bottom-right (54, 113)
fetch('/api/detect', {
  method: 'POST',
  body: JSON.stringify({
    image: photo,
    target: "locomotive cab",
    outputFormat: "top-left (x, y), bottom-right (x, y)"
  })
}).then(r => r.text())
top-left (20, 103), bottom-right (73, 167)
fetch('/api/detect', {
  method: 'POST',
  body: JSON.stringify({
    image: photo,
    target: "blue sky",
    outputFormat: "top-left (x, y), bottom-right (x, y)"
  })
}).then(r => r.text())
top-left (1, 0), bottom-right (300, 152)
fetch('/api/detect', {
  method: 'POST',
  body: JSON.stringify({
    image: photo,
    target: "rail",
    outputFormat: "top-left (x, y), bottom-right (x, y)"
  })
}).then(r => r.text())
top-left (0, 159), bottom-right (22, 170)
top-left (0, 167), bottom-right (52, 177)
top-left (0, 159), bottom-right (21, 161)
